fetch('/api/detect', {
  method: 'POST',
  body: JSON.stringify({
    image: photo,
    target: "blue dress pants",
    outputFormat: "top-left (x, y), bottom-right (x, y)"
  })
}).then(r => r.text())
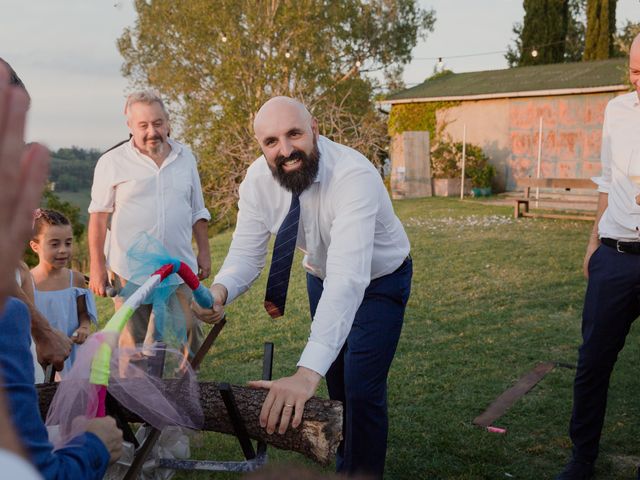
top-left (307, 257), bottom-right (412, 478)
top-left (569, 244), bottom-right (640, 462)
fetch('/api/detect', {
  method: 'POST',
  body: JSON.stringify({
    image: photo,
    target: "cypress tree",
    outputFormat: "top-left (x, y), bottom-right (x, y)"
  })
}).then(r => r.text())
top-left (583, 0), bottom-right (617, 60)
top-left (508, 0), bottom-right (569, 67)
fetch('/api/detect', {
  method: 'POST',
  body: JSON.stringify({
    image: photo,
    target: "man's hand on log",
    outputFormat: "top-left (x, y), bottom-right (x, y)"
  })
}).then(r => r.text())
top-left (248, 366), bottom-right (322, 435)
top-left (192, 283), bottom-right (227, 324)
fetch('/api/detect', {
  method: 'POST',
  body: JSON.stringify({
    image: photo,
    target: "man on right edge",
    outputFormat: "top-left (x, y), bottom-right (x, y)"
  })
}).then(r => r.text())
top-left (556, 34), bottom-right (640, 480)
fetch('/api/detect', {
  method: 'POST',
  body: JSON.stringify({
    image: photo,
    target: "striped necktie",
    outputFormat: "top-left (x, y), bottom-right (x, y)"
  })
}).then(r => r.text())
top-left (264, 193), bottom-right (300, 318)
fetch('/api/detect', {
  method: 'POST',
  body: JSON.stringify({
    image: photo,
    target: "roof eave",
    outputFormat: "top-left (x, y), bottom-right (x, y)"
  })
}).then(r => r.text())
top-left (379, 85), bottom-right (630, 105)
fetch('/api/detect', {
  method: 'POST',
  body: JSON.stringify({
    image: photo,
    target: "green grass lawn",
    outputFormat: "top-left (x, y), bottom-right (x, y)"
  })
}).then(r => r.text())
top-left (95, 197), bottom-right (640, 479)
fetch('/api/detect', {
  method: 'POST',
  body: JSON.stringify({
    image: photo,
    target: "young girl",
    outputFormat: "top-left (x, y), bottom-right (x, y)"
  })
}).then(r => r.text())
top-left (30, 209), bottom-right (97, 375)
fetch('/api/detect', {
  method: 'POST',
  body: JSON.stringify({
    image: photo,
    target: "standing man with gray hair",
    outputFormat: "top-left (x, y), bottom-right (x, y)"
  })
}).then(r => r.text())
top-left (88, 90), bottom-right (211, 355)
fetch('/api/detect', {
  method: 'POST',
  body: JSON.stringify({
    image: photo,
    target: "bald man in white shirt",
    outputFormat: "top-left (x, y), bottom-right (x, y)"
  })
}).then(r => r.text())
top-left (193, 97), bottom-right (412, 478)
top-left (556, 35), bottom-right (640, 480)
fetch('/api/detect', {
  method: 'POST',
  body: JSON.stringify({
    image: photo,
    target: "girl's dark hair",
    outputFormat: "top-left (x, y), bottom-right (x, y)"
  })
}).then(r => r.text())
top-left (32, 209), bottom-right (71, 241)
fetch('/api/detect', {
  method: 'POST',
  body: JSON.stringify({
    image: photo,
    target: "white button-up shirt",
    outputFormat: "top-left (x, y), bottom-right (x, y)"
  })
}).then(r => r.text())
top-left (214, 136), bottom-right (410, 376)
top-left (88, 138), bottom-right (211, 281)
top-left (593, 91), bottom-right (640, 240)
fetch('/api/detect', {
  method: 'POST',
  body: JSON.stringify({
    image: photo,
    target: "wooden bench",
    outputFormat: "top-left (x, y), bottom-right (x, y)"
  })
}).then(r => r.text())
top-left (513, 177), bottom-right (597, 221)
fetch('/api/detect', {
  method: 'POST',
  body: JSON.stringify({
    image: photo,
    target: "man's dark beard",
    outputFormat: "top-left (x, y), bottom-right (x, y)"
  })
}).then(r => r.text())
top-left (269, 142), bottom-right (320, 195)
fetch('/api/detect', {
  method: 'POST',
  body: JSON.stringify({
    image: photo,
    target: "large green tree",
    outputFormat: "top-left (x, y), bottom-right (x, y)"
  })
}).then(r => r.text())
top-left (118, 0), bottom-right (435, 227)
top-left (583, 0), bottom-right (616, 60)
top-left (506, 0), bottom-right (569, 67)
top-left (613, 20), bottom-right (640, 55)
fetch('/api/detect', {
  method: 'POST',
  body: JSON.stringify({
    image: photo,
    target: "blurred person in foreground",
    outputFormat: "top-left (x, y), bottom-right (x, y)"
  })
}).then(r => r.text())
top-left (0, 57), bottom-right (71, 377)
top-left (0, 59), bottom-right (123, 479)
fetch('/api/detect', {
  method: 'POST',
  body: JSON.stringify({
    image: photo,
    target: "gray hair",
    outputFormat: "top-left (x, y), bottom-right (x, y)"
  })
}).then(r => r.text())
top-left (125, 90), bottom-right (169, 118)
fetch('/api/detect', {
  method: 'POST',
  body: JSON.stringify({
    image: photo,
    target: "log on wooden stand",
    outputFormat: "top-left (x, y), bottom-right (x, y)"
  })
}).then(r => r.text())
top-left (36, 381), bottom-right (343, 465)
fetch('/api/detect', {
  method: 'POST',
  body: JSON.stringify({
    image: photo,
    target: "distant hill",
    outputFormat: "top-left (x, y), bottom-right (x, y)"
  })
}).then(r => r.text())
top-left (47, 146), bottom-right (104, 224)
top-left (49, 146), bottom-right (101, 193)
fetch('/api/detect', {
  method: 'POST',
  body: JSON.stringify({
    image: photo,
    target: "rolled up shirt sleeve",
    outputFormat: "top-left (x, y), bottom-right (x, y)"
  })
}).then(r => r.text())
top-left (297, 168), bottom-right (377, 376)
top-left (88, 155), bottom-right (116, 214)
top-left (214, 178), bottom-right (271, 303)
top-left (592, 104), bottom-right (612, 194)
top-left (190, 158), bottom-right (211, 225)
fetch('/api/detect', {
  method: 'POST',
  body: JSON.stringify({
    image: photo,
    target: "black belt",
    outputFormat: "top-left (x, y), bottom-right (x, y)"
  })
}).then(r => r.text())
top-left (392, 254), bottom-right (412, 273)
top-left (601, 237), bottom-right (640, 254)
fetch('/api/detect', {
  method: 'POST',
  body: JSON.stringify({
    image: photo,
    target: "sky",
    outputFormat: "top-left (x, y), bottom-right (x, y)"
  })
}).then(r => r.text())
top-left (1, 0), bottom-right (639, 150)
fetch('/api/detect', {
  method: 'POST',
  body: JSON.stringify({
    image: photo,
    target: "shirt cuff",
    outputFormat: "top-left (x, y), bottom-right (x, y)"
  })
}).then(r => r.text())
top-left (192, 208), bottom-right (211, 224)
top-left (211, 275), bottom-right (239, 304)
top-left (87, 201), bottom-right (114, 214)
top-left (591, 176), bottom-right (610, 194)
top-left (297, 340), bottom-right (336, 377)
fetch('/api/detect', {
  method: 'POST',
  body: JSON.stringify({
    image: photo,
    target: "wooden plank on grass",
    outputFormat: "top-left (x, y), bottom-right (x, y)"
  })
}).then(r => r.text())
top-left (522, 212), bottom-right (595, 221)
top-left (473, 361), bottom-right (556, 428)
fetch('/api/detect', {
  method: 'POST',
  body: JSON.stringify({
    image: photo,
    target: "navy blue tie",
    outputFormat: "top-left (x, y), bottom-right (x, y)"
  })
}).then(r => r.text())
top-left (264, 193), bottom-right (300, 318)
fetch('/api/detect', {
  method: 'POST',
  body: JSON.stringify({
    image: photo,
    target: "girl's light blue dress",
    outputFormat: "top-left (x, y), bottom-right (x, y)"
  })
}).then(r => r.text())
top-left (32, 270), bottom-right (98, 374)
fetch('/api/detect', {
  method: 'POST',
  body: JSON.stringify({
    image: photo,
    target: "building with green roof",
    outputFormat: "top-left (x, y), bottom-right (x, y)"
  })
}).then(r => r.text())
top-left (380, 58), bottom-right (629, 197)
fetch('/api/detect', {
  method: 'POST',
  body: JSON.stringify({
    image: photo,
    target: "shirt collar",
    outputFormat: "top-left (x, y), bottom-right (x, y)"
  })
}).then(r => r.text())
top-left (312, 135), bottom-right (328, 185)
top-left (128, 137), bottom-right (180, 166)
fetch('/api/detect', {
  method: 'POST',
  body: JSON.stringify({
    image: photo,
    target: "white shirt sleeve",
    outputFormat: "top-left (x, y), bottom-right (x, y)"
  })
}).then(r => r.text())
top-left (190, 160), bottom-right (211, 225)
top-left (88, 156), bottom-right (115, 213)
top-left (213, 178), bottom-right (272, 303)
top-left (592, 104), bottom-right (611, 194)
top-left (297, 168), bottom-right (378, 376)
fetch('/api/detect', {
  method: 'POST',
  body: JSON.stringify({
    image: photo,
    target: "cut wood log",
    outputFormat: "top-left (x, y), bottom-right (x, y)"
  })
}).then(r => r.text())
top-left (36, 381), bottom-right (342, 465)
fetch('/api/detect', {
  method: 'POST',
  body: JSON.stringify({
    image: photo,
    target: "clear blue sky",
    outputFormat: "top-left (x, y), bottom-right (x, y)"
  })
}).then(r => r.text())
top-left (1, 0), bottom-right (638, 150)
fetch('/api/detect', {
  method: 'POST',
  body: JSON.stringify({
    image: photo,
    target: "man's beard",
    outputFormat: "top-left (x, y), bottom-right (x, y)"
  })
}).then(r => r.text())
top-left (145, 134), bottom-right (165, 156)
top-left (269, 140), bottom-right (320, 195)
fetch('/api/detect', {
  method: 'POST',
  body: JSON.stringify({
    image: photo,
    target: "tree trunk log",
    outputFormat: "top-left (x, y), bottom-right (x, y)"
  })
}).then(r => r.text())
top-left (36, 381), bottom-right (342, 465)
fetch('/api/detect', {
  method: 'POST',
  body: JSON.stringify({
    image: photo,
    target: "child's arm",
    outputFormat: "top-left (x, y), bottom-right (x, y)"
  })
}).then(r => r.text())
top-left (73, 295), bottom-right (91, 344)
top-left (72, 270), bottom-right (93, 344)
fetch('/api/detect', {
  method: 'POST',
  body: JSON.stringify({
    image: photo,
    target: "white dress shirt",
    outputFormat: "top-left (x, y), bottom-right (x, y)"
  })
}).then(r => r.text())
top-left (593, 91), bottom-right (640, 240)
top-left (88, 138), bottom-right (211, 281)
top-left (214, 136), bottom-right (410, 376)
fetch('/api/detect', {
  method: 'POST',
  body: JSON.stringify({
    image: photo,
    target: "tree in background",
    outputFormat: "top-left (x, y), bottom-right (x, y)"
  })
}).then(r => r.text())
top-left (564, 0), bottom-right (587, 61)
top-left (583, 0), bottom-right (617, 60)
top-left (613, 20), bottom-right (640, 55)
top-left (49, 147), bottom-right (101, 192)
top-left (118, 0), bottom-right (435, 227)
top-left (506, 0), bottom-right (569, 67)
